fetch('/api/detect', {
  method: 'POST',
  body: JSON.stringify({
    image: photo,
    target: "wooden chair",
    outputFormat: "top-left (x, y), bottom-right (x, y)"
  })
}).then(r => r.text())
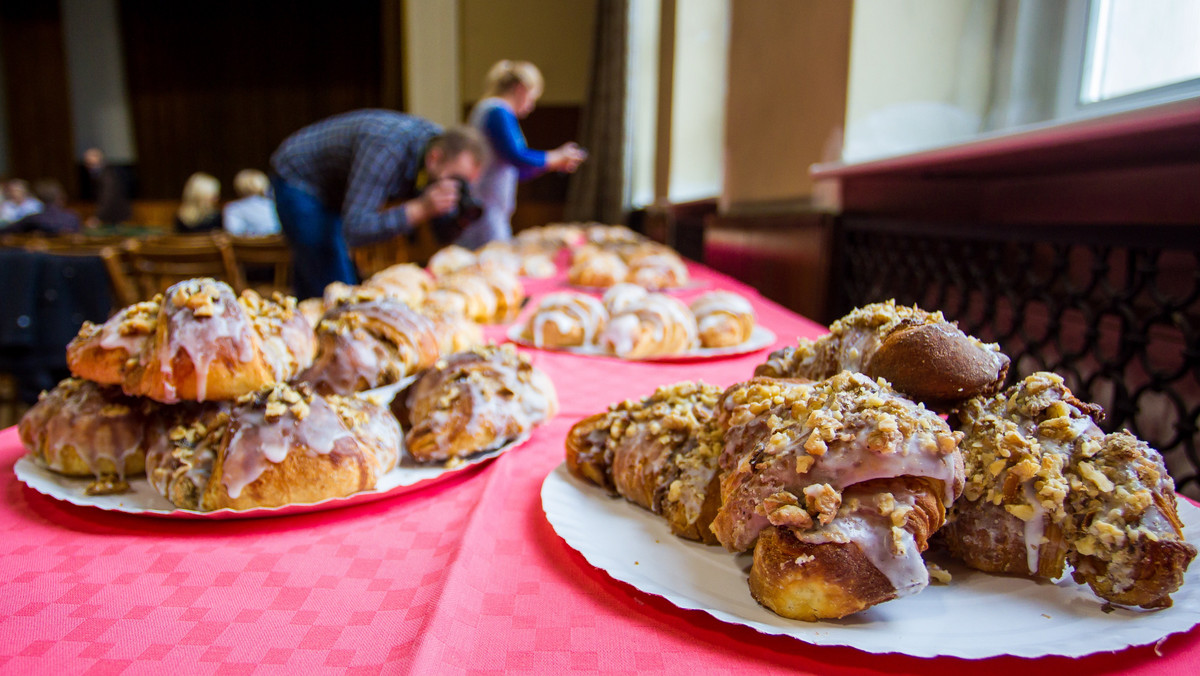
top-left (349, 221), bottom-right (441, 277)
top-left (124, 233), bottom-right (244, 300)
top-left (229, 234), bottom-right (292, 296)
top-left (32, 237), bottom-right (140, 308)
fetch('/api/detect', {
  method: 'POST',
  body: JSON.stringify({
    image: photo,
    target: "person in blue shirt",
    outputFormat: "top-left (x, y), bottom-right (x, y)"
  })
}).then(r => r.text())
top-left (460, 60), bottom-right (587, 250)
top-left (270, 111), bottom-right (489, 299)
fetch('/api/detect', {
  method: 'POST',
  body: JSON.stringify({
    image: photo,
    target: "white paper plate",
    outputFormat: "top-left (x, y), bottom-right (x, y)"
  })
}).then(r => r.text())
top-left (507, 325), bottom-right (776, 362)
top-left (14, 433), bottom-right (528, 521)
top-left (541, 463), bottom-right (1200, 658)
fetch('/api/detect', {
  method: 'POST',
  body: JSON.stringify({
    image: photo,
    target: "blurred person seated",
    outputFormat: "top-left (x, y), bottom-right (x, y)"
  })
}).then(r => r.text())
top-left (223, 169), bottom-right (281, 237)
top-left (81, 147), bottom-right (133, 226)
top-left (0, 179), bottom-right (44, 224)
top-left (0, 179), bottom-right (81, 235)
top-left (174, 172), bottom-right (223, 234)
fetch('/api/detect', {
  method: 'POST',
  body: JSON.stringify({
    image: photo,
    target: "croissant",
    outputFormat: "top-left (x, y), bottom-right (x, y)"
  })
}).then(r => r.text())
top-left (522, 292), bottom-right (608, 348)
top-left (428, 244), bottom-right (477, 277)
top-left (419, 307), bottom-right (485, 355)
top-left (755, 300), bottom-right (1009, 411)
top-left (945, 372), bottom-right (1196, 608)
top-left (565, 382), bottom-right (725, 544)
top-left (144, 402), bottom-right (229, 510)
top-left (150, 383), bottom-right (401, 511)
top-left (1066, 431), bottom-right (1197, 608)
top-left (690, 291), bottom-right (755, 348)
top-left (942, 372), bottom-right (1097, 578)
top-left (399, 345), bottom-right (557, 463)
top-left (628, 252), bottom-right (689, 290)
top-left (300, 295), bottom-right (440, 394)
top-left (431, 267), bottom-right (526, 324)
top-left (568, 251), bottom-right (628, 288)
top-left (364, 263), bottom-right (436, 307)
top-left (713, 372), bottom-right (965, 620)
top-left (598, 293), bottom-right (697, 359)
top-left (68, 279), bottom-right (315, 403)
top-left (18, 378), bottom-right (159, 493)
top-left (601, 283), bottom-right (647, 315)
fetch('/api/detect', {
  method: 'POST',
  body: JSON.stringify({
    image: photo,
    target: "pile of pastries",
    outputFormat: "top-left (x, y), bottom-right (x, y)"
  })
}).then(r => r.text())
top-left (18, 278), bottom-right (557, 512)
top-left (568, 239), bottom-right (690, 290)
top-left (566, 300), bottom-right (1195, 620)
top-left (519, 285), bottom-right (757, 359)
top-left (429, 243), bottom-right (557, 280)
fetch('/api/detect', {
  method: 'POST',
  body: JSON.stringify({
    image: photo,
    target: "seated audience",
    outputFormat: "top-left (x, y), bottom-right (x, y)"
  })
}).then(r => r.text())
top-left (1, 180), bottom-right (81, 235)
top-left (0, 179), bottom-right (44, 224)
top-left (223, 169), bottom-right (281, 237)
top-left (81, 147), bottom-right (133, 226)
top-left (174, 172), bottom-right (223, 234)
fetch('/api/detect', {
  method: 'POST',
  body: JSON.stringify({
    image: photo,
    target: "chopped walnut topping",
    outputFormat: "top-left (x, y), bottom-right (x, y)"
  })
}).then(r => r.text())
top-left (803, 483), bottom-right (841, 526)
top-left (927, 563), bottom-right (952, 584)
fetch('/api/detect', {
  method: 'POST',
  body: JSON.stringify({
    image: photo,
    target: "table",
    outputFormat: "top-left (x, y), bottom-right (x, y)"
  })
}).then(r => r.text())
top-left (1, 263), bottom-right (1197, 675)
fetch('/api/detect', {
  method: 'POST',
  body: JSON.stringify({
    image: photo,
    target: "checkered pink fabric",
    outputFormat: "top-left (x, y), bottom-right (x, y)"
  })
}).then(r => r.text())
top-left (1, 264), bottom-right (1196, 675)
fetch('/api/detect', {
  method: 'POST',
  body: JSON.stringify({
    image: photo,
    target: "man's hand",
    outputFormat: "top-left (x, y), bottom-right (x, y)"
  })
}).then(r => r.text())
top-left (403, 177), bottom-right (460, 224)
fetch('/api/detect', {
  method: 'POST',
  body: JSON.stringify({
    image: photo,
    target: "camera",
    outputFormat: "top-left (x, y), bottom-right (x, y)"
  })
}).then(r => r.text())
top-left (429, 177), bottom-right (483, 244)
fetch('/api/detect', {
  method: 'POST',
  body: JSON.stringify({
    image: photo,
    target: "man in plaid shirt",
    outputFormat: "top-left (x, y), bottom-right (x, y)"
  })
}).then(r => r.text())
top-left (271, 110), bottom-right (488, 298)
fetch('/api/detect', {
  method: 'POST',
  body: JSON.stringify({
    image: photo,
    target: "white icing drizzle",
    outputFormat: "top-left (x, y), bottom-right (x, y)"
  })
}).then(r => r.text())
top-left (20, 379), bottom-right (147, 479)
top-left (602, 283), bottom-right (647, 315)
top-left (218, 394), bottom-right (356, 499)
top-left (527, 293), bottom-right (608, 347)
top-left (154, 280), bottom-right (260, 402)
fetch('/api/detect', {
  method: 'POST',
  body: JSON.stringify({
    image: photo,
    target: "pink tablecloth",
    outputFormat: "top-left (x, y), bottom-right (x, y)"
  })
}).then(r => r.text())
top-left (1, 264), bottom-right (1197, 675)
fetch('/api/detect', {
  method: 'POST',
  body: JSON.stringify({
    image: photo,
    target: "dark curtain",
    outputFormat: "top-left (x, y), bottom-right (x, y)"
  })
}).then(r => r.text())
top-left (118, 0), bottom-right (384, 199)
top-left (0, 0), bottom-right (77, 196)
top-left (564, 0), bottom-right (628, 225)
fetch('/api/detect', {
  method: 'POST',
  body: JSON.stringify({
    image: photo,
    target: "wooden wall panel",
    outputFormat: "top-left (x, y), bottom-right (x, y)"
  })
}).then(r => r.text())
top-left (0, 1), bottom-right (77, 195)
top-left (118, 0), bottom-right (384, 198)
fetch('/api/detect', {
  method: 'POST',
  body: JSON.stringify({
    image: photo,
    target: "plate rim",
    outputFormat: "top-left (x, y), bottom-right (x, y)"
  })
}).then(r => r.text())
top-left (14, 432), bottom-right (529, 520)
top-left (540, 462), bottom-right (1200, 659)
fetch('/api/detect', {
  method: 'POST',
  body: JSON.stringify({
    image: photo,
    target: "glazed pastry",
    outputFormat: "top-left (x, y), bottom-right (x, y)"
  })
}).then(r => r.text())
top-left (433, 267), bottom-right (526, 324)
top-left (597, 293), bottom-right (697, 359)
top-left (756, 300), bottom-right (1010, 411)
top-left (628, 252), bottom-right (689, 290)
top-left (566, 382), bottom-right (725, 544)
top-left (152, 383), bottom-right (401, 511)
top-left (943, 372), bottom-right (1099, 578)
top-left (713, 373), bottom-right (965, 620)
top-left (521, 292), bottom-right (608, 348)
top-left (364, 263), bottom-right (436, 307)
top-left (1066, 430), bottom-right (1196, 608)
top-left (300, 296), bottom-right (440, 394)
top-left (144, 402), bottom-right (229, 510)
top-left (399, 345), bottom-right (557, 463)
top-left (586, 224), bottom-right (641, 245)
top-left (690, 291), bottom-right (755, 348)
top-left (601, 283), bottom-right (647, 316)
top-left (420, 307), bottom-right (485, 355)
top-left (946, 372), bottom-right (1195, 608)
top-left (65, 299), bottom-right (159, 387)
top-left (68, 279), bottom-right (315, 403)
top-left (518, 253), bottom-right (557, 278)
top-left (478, 241), bottom-right (522, 274)
top-left (428, 244), bottom-right (477, 277)
top-left (568, 251), bottom-right (628, 288)
top-left (18, 378), bottom-right (158, 493)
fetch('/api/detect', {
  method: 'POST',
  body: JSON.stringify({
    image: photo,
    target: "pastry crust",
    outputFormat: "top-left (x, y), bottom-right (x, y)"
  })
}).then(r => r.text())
top-left (947, 372), bottom-right (1196, 608)
top-left (522, 292), bottom-right (608, 348)
top-left (364, 263), bottom-right (436, 307)
top-left (67, 279), bottom-right (314, 403)
top-left (568, 251), bottom-right (628, 288)
top-left (428, 244), bottom-right (476, 277)
top-left (300, 295), bottom-right (440, 394)
top-left (401, 345), bottom-right (557, 462)
top-left (691, 291), bottom-right (755, 348)
top-left (598, 293), bottom-right (697, 359)
top-left (152, 383), bottom-right (402, 511)
top-left (565, 382), bottom-right (725, 544)
top-left (18, 378), bottom-right (157, 487)
top-left (755, 300), bottom-right (1009, 411)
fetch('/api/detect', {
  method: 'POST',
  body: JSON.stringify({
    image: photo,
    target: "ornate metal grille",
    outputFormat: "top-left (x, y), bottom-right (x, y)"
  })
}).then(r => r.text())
top-left (835, 218), bottom-right (1200, 499)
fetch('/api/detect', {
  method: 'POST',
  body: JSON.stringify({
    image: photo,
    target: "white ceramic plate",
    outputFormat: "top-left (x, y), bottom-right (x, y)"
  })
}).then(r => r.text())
top-left (14, 433), bottom-right (529, 521)
top-left (507, 325), bottom-right (776, 362)
top-left (541, 463), bottom-right (1200, 658)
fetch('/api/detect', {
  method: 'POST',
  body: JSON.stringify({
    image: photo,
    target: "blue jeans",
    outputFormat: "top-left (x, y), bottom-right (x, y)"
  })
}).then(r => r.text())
top-left (270, 175), bottom-right (358, 299)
